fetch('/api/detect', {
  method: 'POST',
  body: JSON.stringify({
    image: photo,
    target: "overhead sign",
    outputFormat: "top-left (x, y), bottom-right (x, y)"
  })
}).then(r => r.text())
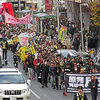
top-left (66, 73), bottom-right (100, 93)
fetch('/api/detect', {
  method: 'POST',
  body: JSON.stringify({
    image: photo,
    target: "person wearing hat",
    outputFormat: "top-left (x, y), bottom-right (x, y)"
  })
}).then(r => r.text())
top-left (1, 38), bottom-right (8, 65)
top-left (73, 86), bottom-right (88, 100)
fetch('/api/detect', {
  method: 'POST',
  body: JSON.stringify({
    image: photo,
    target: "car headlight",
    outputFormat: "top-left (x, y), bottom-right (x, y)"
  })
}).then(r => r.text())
top-left (22, 88), bottom-right (30, 94)
top-left (0, 89), bottom-right (3, 94)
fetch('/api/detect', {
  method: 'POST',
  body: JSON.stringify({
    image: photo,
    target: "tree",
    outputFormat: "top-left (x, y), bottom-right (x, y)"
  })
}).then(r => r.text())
top-left (90, 0), bottom-right (100, 27)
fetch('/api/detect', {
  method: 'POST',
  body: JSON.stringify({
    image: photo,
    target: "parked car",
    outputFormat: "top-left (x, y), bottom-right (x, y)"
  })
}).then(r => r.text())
top-left (57, 49), bottom-right (90, 64)
top-left (0, 68), bottom-right (30, 100)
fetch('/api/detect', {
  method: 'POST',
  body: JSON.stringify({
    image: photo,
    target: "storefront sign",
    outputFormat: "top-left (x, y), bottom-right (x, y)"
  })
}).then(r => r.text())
top-left (45, 0), bottom-right (53, 13)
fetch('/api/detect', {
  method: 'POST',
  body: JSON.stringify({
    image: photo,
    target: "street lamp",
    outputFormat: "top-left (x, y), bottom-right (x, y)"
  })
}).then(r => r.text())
top-left (80, 3), bottom-right (88, 52)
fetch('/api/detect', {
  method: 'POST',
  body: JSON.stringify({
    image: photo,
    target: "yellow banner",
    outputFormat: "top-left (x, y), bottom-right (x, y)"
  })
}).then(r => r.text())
top-left (59, 25), bottom-right (68, 42)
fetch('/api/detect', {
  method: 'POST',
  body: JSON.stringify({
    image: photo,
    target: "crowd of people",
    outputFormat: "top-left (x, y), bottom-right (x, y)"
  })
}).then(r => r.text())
top-left (0, 22), bottom-right (99, 100)
top-left (12, 33), bottom-right (99, 97)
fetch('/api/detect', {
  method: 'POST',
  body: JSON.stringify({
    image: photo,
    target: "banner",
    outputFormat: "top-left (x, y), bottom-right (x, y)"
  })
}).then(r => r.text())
top-left (2, 3), bottom-right (14, 16)
top-left (59, 25), bottom-right (68, 42)
top-left (66, 73), bottom-right (100, 93)
top-left (4, 12), bottom-right (30, 24)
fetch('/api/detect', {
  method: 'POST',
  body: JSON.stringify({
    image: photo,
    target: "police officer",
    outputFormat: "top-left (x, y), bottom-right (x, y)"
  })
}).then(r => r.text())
top-left (1, 38), bottom-right (8, 65)
top-left (73, 86), bottom-right (88, 100)
top-left (88, 75), bottom-right (99, 100)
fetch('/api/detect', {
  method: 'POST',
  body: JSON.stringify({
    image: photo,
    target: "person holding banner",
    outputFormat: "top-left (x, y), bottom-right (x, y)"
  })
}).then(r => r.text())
top-left (88, 75), bottom-right (99, 100)
top-left (73, 86), bottom-right (88, 100)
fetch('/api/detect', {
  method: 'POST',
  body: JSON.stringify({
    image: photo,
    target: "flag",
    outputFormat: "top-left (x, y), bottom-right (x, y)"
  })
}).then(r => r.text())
top-left (59, 25), bottom-right (68, 42)
top-left (2, 3), bottom-right (14, 16)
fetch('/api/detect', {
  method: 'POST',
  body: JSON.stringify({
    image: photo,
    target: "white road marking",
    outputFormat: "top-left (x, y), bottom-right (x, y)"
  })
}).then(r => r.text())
top-left (30, 89), bottom-right (41, 99)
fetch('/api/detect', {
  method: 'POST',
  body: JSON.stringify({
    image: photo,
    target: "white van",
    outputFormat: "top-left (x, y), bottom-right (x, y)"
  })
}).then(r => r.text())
top-left (0, 68), bottom-right (30, 100)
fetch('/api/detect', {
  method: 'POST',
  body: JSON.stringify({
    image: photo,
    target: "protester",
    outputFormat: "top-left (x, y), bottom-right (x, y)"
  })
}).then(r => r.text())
top-left (34, 55), bottom-right (43, 81)
top-left (40, 59), bottom-right (49, 88)
top-left (88, 75), bottom-right (99, 100)
top-left (54, 63), bottom-right (61, 90)
top-left (13, 51), bottom-right (19, 68)
top-left (26, 53), bottom-right (34, 80)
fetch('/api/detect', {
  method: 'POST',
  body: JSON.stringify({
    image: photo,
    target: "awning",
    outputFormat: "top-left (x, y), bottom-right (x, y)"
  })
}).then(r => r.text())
top-left (16, 10), bottom-right (41, 14)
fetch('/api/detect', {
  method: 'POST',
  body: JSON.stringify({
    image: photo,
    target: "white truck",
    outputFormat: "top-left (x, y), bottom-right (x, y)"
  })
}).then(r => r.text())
top-left (0, 68), bottom-right (30, 100)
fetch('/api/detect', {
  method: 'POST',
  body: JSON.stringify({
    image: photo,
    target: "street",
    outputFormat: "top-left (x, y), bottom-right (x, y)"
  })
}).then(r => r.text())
top-left (5, 50), bottom-right (100, 100)
top-left (0, 0), bottom-right (100, 100)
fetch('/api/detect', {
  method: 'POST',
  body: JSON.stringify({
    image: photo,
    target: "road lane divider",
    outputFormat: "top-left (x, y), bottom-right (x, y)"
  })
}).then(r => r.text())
top-left (30, 89), bottom-right (41, 99)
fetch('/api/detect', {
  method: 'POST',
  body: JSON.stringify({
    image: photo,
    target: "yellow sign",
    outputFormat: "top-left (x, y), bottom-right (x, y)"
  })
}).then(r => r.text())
top-left (59, 25), bottom-right (68, 42)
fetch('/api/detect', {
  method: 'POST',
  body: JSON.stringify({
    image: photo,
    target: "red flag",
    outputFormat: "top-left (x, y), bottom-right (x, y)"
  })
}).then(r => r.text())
top-left (2, 3), bottom-right (14, 16)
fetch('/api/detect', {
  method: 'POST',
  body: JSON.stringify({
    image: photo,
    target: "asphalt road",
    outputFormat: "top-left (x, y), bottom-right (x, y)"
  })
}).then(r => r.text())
top-left (4, 50), bottom-right (100, 100)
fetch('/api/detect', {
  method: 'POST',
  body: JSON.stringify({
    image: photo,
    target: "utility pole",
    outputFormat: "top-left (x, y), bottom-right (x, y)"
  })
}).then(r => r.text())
top-left (18, 0), bottom-right (21, 12)
top-left (31, 0), bottom-right (35, 32)
top-left (18, 0), bottom-right (21, 18)
top-left (80, 4), bottom-right (84, 51)
top-left (57, 0), bottom-right (60, 38)
top-left (80, 3), bottom-right (88, 51)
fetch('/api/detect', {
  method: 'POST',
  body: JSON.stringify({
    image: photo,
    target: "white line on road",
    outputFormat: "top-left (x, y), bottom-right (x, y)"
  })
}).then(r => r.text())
top-left (30, 89), bottom-right (41, 99)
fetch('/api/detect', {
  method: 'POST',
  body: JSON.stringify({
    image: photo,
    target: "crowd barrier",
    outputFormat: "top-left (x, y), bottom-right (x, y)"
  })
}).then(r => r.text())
top-left (65, 73), bottom-right (100, 93)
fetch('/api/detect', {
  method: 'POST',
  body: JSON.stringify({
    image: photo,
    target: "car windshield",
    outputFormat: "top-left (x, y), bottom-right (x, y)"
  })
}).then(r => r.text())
top-left (61, 51), bottom-right (77, 58)
top-left (0, 74), bottom-right (25, 84)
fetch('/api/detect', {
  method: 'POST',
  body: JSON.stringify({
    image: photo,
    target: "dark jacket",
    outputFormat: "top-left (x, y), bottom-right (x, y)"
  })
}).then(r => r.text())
top-left (73, 38), bottom-right (80, 51)
top-left (26, 56), bottom-right (33, 68)
top-left (40, 64), bottom-right (49, 76)
top-left (13, 54), bottom-right (19, 64)
top-left (73, 93), bottom-right (88, 100)
top-left (88, 79), bottom-right (98, 94)
top-left (54, 67), bottom-right (61, 76)
top-left (49, 66), bottom-right (55, 76)
top-left (63, 66), bottom-right (72, 73)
